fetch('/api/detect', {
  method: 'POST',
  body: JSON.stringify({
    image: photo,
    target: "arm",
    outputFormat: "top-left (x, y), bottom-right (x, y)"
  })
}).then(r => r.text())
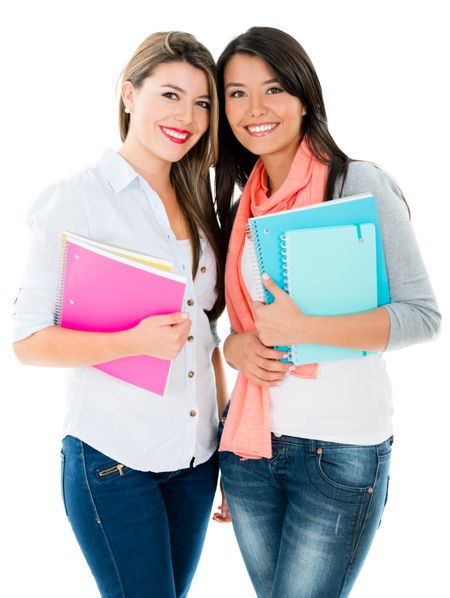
top-left (13, 313), bottom-right (191, 367)
top-left (253, 162), bottom-right (441, 352)
top-left (223, 330), bottom-right (291, 387)
top-left (12, 182), bottom-right (191, 367)
top-left (211, 344), bottom-right (232, 524)
top-left (211, 346), bottom-right (229, 418)
top-left (252, 275), bottom-right (390, 351)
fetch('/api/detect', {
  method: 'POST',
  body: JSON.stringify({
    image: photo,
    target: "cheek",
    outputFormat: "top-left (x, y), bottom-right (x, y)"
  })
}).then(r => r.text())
top-left (199, 111), bottom-right (210, 135)
top-left (225, 101), bottom-right (240, 130)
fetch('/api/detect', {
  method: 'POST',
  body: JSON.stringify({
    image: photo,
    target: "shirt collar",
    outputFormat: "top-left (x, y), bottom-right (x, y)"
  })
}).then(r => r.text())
top-left (99, 148), bottom-right (139, 193)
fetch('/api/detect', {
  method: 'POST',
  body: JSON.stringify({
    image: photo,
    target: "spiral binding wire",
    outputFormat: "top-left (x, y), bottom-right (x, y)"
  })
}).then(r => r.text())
top-left (54, 233), bottom-right (69, 326)
top-left (280, 233), bottom-right (293, 362)
top-left (280, 233), bottom-right (290, 292)
top-left (245, 222), bottom-right (265, 302)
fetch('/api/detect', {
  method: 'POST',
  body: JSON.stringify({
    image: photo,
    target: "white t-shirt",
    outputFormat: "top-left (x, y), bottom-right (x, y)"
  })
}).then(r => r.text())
top-left (242, 236), bottom-right (393, 445)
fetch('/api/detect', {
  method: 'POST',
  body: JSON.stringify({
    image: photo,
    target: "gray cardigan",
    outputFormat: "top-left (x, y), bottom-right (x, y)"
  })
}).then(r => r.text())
top-left (336, 161), bottom-right (441, 350)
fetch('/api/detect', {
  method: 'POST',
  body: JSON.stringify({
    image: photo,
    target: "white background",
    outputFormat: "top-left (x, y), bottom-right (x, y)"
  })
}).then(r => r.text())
top-left (1, 1), bottom-right (449, 596)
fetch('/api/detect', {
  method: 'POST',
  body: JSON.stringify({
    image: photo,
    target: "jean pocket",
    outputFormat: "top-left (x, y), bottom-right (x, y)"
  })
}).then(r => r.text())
top-left (60, 450), bottom-right (69, 518)
top-left (307, 445), bottom-right (378, 501)
top-left (95, 460), bottom-right (128, 482)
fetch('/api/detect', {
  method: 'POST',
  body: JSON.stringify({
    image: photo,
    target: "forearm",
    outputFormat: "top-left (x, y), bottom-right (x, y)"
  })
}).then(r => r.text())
top-left (13, 325), bottom-right (131, 367)
top-left (300, 306), bottom-right (391, 352)
top-left (223, 333), bottom-right (237, 370)
top-left (212, 346), bottom-right (229, 417)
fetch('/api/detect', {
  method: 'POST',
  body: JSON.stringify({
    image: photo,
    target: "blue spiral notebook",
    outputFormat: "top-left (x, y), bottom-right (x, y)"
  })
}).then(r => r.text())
top-left (247, 193), bottom-right (390, 363)
top-left (281, 224), bottom-right (377, 364)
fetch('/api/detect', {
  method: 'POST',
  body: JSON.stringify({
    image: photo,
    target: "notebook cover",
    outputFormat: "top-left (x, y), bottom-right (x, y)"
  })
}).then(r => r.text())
top-left (58, 238), bottom-right (186, 395)
top-left (283, 223), bottom-right (377, 364)
top-left (248, 193), bottom-right (390, 357)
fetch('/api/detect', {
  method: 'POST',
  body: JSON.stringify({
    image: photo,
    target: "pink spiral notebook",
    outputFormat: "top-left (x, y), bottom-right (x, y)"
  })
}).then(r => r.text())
top-left (56, 231), bottom-right (187, 395)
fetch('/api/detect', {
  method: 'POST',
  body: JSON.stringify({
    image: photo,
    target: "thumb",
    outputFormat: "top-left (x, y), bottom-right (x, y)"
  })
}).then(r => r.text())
top-left (159, 312), bottom-right (190, 326)
top-left (261, 273), bottom-right (284, 300)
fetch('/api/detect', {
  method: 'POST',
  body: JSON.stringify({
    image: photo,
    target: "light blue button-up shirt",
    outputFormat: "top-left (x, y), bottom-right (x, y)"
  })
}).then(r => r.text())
top-left (13, 149), bottom-right (220, 471)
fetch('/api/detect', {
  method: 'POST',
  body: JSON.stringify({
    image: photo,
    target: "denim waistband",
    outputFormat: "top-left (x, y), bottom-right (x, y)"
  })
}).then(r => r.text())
top-left (271, 433), bottom-right (394, 455)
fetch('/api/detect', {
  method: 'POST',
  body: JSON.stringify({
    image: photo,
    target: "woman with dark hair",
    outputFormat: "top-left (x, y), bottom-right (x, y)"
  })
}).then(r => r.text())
top-left (13, 31), bottom-right (227, 597)
top-left (215, 27), bottom-right (440, 597)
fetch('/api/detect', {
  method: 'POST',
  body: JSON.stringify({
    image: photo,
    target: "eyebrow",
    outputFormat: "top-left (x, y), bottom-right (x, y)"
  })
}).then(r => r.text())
top-left (160, 84), bottom-right (210, 99)
top-left (225, 78), bottom-right (279, 90)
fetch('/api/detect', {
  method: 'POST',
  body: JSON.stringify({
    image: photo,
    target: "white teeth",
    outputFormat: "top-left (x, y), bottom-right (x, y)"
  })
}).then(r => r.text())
top-left (247, 123), bottom-right (277, 133)
top-left (162, 127), bottom-right (189, 140)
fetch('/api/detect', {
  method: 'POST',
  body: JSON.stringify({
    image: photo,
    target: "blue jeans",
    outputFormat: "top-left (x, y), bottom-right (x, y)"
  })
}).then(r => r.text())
top-left (219, 430), bottom-right (392, 598)
top-left (61, 435), bottom-right (218, 597)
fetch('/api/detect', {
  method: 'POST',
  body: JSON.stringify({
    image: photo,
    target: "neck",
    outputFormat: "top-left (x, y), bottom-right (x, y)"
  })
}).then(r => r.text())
top-left (261, 140), bottom-right (300, 196)
top-left (119, 137), bottom-right (172, 191)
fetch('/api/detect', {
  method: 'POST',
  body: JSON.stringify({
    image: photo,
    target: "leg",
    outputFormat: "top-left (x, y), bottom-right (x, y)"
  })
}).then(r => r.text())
top-left (162, 452), bottom-right (219, 598)
top-left (61, 436), bottom-right (176, 598)
top-left (270, 436), bottom-right (392, 598)
top-left (219, 448), bottom-right (287, 598)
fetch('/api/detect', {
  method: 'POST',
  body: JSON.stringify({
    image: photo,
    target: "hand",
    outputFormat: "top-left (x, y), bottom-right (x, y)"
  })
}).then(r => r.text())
top-left (123, 312), bottom-right (192, 360)
top-left (212, 478), bottom-right (232, 523)
top-left (252, 274), bottom-right (309, 346)
top-left (223, 331), bottom-right (292, 388)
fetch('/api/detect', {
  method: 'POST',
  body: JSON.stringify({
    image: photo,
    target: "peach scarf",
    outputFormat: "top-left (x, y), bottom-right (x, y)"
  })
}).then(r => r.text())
top-left (219, 139), bottom-right (328, 459)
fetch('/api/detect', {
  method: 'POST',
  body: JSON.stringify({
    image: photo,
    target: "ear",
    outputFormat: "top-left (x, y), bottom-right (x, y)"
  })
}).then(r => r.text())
top-left (121, 80), bottom-right (136, 114)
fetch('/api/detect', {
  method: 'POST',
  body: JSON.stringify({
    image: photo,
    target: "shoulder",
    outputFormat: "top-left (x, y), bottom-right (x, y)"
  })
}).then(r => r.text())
top-left (340, 160), bottom-right (401, 194)
top-left (337, 160), bottom-right (409, 219)
top-left (26, 162), bottom-right (104, 229)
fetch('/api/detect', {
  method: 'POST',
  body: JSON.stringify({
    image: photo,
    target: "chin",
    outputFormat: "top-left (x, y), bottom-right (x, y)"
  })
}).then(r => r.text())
top-left (161, 147), bottom-right (191, 164)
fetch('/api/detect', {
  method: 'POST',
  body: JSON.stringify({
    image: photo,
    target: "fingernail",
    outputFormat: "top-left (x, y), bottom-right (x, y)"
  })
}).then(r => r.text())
top-left (282, 354), bottom-right (289, 359)
top-left (261, 273), bottom-right (270, 280)
top-left (181, 312), bottom-right (188, 319)
top-left (289, 365), bottom-right (296, 371)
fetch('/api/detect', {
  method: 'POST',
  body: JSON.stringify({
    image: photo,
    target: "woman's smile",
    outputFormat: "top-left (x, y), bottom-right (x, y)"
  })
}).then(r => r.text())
top-left (160, 125), bottom-right (193, 144)
top-left (244, 122), bottom-right (279, 136)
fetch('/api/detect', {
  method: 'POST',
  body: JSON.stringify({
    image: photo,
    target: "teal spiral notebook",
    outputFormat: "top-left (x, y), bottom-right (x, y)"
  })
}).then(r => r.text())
top-left (281, 224), bottom-right (377, 365)
top-left (247, 193), bottom-right (390, 362)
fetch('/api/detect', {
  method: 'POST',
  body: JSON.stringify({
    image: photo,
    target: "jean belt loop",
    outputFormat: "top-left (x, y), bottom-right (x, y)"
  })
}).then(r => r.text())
top-left (308, 439), bottom-right (317, 455)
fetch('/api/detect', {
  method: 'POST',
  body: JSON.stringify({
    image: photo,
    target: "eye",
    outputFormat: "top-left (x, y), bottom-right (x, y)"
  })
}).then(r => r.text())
top-left (228, 90), bottom-right (246, 98)
top-left (196, 100), bottom-right (210, 110)
top-left (162, 92), bottom-right (179, 100)
top-left (267, 86), bottom-right (284, 95)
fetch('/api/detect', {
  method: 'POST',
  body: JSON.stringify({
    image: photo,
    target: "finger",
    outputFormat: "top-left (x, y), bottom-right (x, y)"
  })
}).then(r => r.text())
top-left (256, 344), bottom-right (290, 361)
top-left (261, 273), bottom-right (285, 300)
top-left (171, 319), bottom-right (192, 331)
top-left (256, 356), bottom-right (292, 373)
top-left (250, 300), bottom-right (264, 320)
top-left (253, 353), bottom-right (288, 372)
top-left (212, 511), bottom-right (232, 523)
top-left (220, 498), bottom-right (230, 520)
top-left (251, 365), bottom-right (286, 383)
top-left (158, 312), bottom-right (190, 326)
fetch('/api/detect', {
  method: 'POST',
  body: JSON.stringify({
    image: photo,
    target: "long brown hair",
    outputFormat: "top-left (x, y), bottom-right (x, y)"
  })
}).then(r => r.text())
top-left (215, 27), bottom-right (353, 244)
top-left (119, 31), bottom-right (224, 320)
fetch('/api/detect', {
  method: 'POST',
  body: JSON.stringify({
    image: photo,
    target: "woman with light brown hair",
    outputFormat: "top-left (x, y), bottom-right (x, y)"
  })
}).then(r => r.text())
top-left (13, 31), bottom-right (227, 597)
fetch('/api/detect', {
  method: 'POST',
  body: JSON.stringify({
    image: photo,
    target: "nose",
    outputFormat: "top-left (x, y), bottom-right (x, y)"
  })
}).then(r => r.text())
top-left (247, 95), bottom-right (267, 118)
top-left (175, 100), bottom-right (194, 126)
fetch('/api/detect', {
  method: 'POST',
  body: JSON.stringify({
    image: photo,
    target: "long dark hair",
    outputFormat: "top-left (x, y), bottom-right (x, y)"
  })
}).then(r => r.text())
top-left (215, 27), bottom-right (352, 244)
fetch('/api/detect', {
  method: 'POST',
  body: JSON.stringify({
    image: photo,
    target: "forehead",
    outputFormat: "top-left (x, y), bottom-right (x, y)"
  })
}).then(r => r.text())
top-left (145, 61), bottom-right (210, 93)
top-left (224, 54), bottom-right (275, 83)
